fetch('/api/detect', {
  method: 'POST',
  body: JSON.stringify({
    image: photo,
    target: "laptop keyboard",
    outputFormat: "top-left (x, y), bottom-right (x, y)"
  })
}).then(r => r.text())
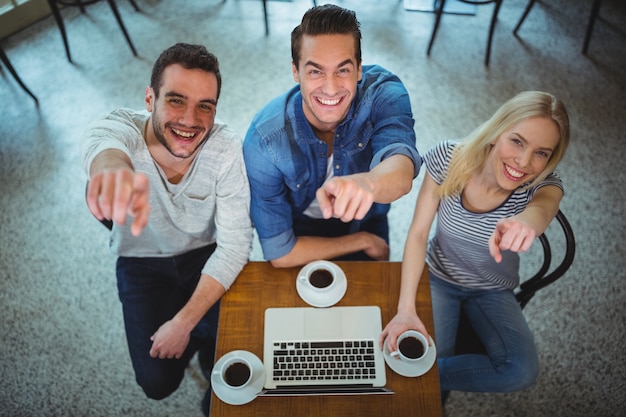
top-left (271, 340), bottom-right (377, 383)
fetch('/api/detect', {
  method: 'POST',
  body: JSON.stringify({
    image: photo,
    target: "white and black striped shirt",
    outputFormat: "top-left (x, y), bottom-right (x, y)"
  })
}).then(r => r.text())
top-left (424, 140), bottom-right (563, 290)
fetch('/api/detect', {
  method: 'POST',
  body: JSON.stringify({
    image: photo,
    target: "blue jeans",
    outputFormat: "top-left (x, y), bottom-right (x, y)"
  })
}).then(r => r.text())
top-left (116, 244), bottom-right (220, 400)
top-left (430, 273), bottom-right (539, 393)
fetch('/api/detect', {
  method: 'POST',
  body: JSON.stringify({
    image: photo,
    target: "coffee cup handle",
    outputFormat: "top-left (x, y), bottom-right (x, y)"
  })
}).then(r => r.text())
top-left (389, 350), bottom-right (400, 358)
top-left (298, 274), bottom-right (308, 283)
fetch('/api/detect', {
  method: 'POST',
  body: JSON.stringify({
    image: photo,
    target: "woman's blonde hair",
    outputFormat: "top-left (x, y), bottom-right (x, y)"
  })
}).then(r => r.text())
top-left (437, 91), bottom-right (570, 198)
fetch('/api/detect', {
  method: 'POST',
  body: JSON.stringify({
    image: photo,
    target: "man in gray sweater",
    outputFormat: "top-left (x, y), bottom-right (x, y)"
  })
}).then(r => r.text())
top-left (82, 43), bottom-right (253, 413)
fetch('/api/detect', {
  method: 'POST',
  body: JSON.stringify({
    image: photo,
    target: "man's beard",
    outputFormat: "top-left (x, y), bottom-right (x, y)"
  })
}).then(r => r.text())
top-left (152, 115), bottom-right (209, 159)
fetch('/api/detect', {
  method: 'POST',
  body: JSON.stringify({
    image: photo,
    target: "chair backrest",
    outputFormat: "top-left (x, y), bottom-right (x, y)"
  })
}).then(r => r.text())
top-left (515, 210), bottom-right (576, 309)
top-left (455, 210), bottom-right (575, 354)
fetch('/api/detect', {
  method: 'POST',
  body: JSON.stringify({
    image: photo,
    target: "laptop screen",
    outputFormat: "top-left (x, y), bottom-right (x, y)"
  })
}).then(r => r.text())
top-left (262, 306), bottom-right (390, 394)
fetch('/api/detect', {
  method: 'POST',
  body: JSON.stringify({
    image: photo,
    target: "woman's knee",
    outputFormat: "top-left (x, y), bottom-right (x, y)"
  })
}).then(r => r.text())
top-left (494, 350), bottom-right (540, 392)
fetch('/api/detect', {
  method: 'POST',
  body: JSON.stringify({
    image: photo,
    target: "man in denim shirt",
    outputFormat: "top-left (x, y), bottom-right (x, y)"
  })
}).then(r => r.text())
top-left (244, 5), bottom-right (421, 268)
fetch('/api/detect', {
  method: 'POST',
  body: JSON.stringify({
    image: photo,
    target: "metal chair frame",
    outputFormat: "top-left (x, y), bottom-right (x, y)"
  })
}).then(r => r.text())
top-left (455, 210), bottom-right (576, 354)
top-left (223, 0), bottom-right (317, 36)
top-left (0, 46), bottom-right (39, 105)
top-left (47, 0), bottom-right (139, 63)
top-left (513, 0), bottom-right (603, 55)
top-left (426, 0), bottom-right (503, 66)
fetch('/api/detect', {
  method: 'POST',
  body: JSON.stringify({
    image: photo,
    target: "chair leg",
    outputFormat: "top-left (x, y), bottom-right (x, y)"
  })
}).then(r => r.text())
top-left (47, 0), bottom-right (73, 63)
top-left (128, 0), bottom-right (140, 12)
top-left (582, 0), bottom-right (602, 55)
top-left (426, 0), bottom-right (446, 56)
top-left (0, 47), bottom-right (39, 105)
top-left (513, 0), bottom-right (536, 36)
top-left (262, 0), bottom-right (269, 36)
top-left (484, 0), bottom-right (502, 66)
top-left (106, 0), bottom-right (138, 56)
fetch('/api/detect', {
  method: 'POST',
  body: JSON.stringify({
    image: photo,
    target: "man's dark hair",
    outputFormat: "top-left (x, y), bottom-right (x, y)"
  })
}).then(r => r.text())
top-left (150, 43), bottom-right (222, 100)
top-left (291, 4), bottom-right (362, 69)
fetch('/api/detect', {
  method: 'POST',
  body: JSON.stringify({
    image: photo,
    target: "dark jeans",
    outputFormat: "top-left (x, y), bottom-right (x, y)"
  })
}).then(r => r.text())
top-left (116, 244), bottom-right (219, 400)
top-left (293, 215), bottom-right (389, 261)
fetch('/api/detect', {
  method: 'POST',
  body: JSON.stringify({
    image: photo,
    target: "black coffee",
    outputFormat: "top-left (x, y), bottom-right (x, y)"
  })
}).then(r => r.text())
top-left (224, 362), bottom-right (251, 387)
top-left (309, 269), bottom-right (334, 288)
top-left (399, 336), bottom-right (425, 359)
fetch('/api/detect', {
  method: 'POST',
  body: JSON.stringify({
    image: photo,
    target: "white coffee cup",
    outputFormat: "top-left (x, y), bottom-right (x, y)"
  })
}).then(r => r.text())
top-left (298, 262), bottom-right (336, 292)
top-left (213, 356), bottom-right (253, 389)
top-left (390, 330), bottom-right (429, 362)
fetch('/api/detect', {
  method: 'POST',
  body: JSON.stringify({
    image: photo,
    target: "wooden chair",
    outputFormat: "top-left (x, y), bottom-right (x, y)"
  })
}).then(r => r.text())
top-left (513, 0), bottom-right (603, 55)
top-left (427, 0), bottom-right (503, 66)
top-left (455, 210), bottom-right (576, 354)
top-left (46, 0), bottom-right (139, 63)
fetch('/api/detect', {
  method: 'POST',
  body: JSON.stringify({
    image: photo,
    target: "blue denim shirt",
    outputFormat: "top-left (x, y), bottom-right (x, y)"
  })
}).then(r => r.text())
top-left (243, 65), bottom-right (422, 260)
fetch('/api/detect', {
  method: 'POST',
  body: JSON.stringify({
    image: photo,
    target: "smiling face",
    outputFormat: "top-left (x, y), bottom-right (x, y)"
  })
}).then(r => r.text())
top-left (292, 33), bottom-right (362, 136)
top-left (485, 116), bottom-right (560, 190)
top-left (145, 64), bottom-right (218, 161)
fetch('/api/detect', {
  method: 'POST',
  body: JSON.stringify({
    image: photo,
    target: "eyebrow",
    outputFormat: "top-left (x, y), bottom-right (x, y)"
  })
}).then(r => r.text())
top-left (303, 58), bottom-right (355, 70)
top-left (164, 91), bottom-right (217, 106)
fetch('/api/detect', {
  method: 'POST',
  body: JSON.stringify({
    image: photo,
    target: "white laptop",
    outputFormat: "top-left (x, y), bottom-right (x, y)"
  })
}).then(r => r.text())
top-left (259, 306), bottom-right (393, 396)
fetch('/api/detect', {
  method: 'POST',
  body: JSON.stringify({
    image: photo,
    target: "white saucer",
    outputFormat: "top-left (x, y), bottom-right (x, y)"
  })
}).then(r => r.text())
top-left (211, 350), bottom-right (265, 405)
top-left (383, 336), bottom-right (437, 377)
top-left (296, 260), bottom-right (347, 307)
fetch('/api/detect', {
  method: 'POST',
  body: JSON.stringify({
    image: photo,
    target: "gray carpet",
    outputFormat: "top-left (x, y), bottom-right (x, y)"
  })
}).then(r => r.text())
top-left (1, 0), bottom-right (624, 416)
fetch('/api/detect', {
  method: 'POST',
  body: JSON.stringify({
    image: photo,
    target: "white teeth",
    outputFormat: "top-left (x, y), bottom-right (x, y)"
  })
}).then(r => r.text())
top-left (318, 97), bottom-right (340, 106)
top-left (172, 128), bottom-right (194, 138)
top-left (505, 164), bottom-right (525, 178)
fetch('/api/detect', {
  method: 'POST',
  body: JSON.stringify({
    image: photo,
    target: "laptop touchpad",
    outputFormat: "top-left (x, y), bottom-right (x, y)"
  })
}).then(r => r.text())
top-left (304, 308), bottom-right (342, 339)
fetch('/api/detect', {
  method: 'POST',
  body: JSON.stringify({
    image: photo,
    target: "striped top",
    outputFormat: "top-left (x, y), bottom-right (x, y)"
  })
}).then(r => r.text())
top-left (424, 140), bottom-right (563, 290)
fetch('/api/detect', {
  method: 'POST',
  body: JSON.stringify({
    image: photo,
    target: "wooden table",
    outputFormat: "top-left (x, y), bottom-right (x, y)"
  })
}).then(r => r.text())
top-left (210, 261), bottom-right (442, 417)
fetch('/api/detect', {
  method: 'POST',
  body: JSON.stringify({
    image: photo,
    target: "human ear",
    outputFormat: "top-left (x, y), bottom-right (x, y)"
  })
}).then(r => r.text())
top-left (145, 86), bottom-right (154, 112)
top-left (292, 62), bottom-right (300, 83)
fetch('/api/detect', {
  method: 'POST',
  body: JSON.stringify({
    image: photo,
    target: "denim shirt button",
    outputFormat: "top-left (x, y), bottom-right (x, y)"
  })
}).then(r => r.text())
top-left (335, 164), bottom-right (340, 170)
top-left (358, 142), bottom-right (363, 148)
top-left (296, 183), bottom-right (301, 189)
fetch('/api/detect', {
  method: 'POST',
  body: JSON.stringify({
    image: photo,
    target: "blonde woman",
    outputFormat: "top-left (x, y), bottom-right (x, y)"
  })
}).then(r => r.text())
top-left (381, 91), bottom-right (570, 395)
